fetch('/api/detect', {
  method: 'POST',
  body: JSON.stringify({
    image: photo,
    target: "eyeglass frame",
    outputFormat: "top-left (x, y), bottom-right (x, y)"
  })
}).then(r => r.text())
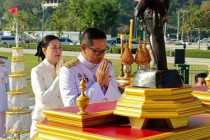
top-left (85, 45), bottom-right (109, 56)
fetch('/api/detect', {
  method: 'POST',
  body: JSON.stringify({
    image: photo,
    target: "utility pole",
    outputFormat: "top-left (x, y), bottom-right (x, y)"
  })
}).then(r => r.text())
top-left (181, 16), bottom-right (184, 41)
top-left (181, 10), bottom-right (185, 41)
top-left (177, 10), bottom-right (180, 41)
top-left (42, 6), bottom-right (45, 39)
top-left (164, 22), bottom-right (167, 37)
top-left (41, 0), bottom-right (59, 39)
top-left (14, 18), bottom-right (19, 47)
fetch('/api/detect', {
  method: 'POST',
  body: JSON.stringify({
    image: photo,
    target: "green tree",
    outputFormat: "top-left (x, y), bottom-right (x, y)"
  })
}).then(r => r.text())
top-left (2, 10), bottom-right (39, 40)
top-left (112, 0), bottom-right (135, 37)
top-left (166, 0), bottom-right (202, 40)
top-left (50, 6), bottom-right (69, 37)
top-left (3, 0), bottom-right (42, 13)
top-left (69, 0), bottom-right (120, 40)
top-left (84, 0), bottom-right (120, 34)
top-left (182, 5), bottom-right (210, 49)
top-left (69, 0), bottom-right (87, 32)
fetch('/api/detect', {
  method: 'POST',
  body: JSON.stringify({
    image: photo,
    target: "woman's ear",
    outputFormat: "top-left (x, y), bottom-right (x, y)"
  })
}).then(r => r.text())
top-left (42, 48), bottom-right (47, 55)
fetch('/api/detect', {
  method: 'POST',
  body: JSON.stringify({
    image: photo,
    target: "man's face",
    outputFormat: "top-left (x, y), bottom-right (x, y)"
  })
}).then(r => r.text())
top-left (82, 39), bottom-right (108, 64)
top-left (195, 77), bottom-right (206, 86)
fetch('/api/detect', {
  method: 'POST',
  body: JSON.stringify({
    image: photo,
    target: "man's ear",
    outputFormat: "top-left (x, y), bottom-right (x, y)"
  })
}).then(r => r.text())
top-left (81, 44), bottom-right (86, 52)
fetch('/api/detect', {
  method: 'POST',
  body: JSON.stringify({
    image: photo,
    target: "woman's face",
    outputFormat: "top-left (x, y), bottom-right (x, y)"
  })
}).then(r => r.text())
top-left (42, 39), bottom-right (62, 66)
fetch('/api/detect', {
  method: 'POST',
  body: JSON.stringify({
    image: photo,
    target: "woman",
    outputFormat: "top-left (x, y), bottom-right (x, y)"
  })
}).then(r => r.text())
top-left (30, 35), bottom-right (65, 138)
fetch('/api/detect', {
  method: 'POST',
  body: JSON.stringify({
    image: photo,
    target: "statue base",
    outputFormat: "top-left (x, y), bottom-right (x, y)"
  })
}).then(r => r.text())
top-left (132, 69), bottom-right (183, 88)
top-left (113, 86), bottom-right (204, 129)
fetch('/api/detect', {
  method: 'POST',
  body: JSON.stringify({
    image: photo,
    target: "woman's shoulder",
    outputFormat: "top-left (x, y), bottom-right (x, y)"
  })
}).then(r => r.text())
top-left (32, 61), bottom-right (46, 72)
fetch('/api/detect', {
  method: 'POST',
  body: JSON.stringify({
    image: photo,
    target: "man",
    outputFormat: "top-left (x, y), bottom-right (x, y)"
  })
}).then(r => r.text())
top-left (59, 28), bottom-right (121, 106)
top-left (0, 56), bottom-right (10, 138)
top-left (194, 73), bottom-right (207, 86)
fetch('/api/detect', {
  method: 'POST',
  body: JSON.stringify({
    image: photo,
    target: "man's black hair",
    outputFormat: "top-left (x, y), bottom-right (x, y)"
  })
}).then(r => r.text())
top-left (195, 73), bottom-right (207, 82)
top-left (81, 28), bottom-right (106, 47)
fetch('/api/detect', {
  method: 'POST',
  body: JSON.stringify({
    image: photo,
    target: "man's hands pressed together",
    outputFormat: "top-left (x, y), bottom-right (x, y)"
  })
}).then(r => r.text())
top-left (96, 59), bottom-right (110, 89)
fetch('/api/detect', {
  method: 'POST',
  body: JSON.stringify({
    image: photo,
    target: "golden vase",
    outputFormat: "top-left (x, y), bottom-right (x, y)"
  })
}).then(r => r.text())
top-left (76, 78), bottom-right (89, 115)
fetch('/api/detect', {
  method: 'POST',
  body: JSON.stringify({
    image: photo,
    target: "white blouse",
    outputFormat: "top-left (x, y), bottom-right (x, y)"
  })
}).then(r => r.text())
top-left (30, 59), bottom-right (63, 137)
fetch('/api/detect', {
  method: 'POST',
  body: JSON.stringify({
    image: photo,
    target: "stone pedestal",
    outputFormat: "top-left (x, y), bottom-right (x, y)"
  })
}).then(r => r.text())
top-left (132, 69), bottom-right (183, 88)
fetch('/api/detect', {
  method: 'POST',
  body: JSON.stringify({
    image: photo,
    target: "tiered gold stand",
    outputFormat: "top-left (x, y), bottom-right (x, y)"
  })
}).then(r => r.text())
top-left (114, 85), bottom-right (204, 128)
top-left (6, 47), bottom-right (31, 138)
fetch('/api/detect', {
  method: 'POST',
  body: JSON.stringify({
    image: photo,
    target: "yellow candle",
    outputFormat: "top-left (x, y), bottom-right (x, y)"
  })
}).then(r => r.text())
top-left (129, 19), bottom-right (133, 50)
top-left (120, 35), bottom-right (124, 57)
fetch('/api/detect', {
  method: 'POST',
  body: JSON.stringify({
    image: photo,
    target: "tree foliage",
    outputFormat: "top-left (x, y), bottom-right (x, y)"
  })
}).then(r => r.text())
top-left (69, 0), bottom-right (87, 32)
top-left (68, 0), bottom-right (120, 34)
top-left (0, 0), bottom-right (209, 39)
top-left (183, 6), bottom-right (210, 30)
top-left (181, 5), bottom-right (210, 48)
top-left (84, 0), bottom-right (120, 33)
top-left (50, 6), bottom-right (69, 37)
top-left (113, 0), bottom-right (136, 36)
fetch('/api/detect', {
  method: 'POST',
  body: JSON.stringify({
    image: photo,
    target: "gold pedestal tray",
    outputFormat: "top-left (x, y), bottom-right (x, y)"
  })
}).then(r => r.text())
top-left (114, 85), bottom-right (205, 129)
top-left (116, 75), bottom-right (134, 88)
top-left (33, 112), bottom-right (210, 140)
top-left (192, 87), bottom-right (210, 113)
top-left (116, 77), bottom-right (131, 88)
top-left (43, 101), bottom-right (126, 128)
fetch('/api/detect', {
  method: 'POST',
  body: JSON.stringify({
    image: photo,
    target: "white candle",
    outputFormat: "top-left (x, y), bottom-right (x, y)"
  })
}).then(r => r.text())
top-left (120, 35), bottom-right (124, 57)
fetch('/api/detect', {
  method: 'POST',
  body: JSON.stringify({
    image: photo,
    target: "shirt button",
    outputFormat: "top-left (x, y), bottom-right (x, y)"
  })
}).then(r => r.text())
top-left (88, 63), bottom-right (92, 67)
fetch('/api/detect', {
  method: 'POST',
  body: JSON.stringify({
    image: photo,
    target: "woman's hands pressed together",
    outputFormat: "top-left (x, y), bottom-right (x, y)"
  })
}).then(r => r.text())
top-left (56, 58), bottom-right (65, 76)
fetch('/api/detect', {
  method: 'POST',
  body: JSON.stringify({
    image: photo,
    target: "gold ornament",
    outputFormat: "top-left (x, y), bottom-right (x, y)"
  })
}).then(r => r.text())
top-left (76, 78), bottom-right (89, 115)
top-left (121, 43), bottom-right (134, 65)
top-left (135, 40), bottom-right (147, 66)
top-left (142, 41), bottom-right (151, 64)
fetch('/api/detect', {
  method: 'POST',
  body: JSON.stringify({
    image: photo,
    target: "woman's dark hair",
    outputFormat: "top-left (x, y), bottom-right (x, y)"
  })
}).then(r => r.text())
top-left (35, 35), bottom-right (60, 61)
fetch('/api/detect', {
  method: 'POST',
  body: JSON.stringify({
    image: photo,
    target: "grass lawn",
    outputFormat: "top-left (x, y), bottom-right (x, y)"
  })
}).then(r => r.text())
top-left (1, 52), bottom-right (208, 98)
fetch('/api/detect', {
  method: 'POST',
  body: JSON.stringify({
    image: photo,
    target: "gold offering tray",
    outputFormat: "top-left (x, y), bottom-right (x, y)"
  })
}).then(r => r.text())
top-left (43, 100), bottom-right (126, 128)
top-left (192, 89), bottom-right (210, 113)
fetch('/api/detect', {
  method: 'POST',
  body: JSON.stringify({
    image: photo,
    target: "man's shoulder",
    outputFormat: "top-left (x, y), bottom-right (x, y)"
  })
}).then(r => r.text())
top-left (64, 58), bottom-right (80, 68)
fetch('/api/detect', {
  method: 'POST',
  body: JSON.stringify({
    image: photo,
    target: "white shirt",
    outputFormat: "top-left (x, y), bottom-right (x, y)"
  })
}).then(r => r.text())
top-left (30, 59), bottom-right (63, 137)
top-left (59, 53), bottom-right (121, 107)
top-left (0, 58), bottom-right (10, 112)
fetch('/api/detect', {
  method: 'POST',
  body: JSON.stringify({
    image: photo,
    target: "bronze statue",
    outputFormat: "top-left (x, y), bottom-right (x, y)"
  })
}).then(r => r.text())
top-left (135, 0), bottom-right (170, 70)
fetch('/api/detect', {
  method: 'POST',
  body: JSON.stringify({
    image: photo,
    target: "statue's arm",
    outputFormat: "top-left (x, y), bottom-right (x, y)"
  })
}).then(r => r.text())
top-left (134, 0), bottom-right (148, 17)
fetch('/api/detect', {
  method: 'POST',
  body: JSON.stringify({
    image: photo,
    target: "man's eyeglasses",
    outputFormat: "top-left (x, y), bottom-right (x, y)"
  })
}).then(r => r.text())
top-left (86, 46), bottom-right (109, 56)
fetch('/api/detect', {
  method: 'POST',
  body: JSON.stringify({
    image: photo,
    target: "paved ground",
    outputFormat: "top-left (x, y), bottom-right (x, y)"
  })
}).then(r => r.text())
top-left (1, 45), bottom-right (209, 66)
